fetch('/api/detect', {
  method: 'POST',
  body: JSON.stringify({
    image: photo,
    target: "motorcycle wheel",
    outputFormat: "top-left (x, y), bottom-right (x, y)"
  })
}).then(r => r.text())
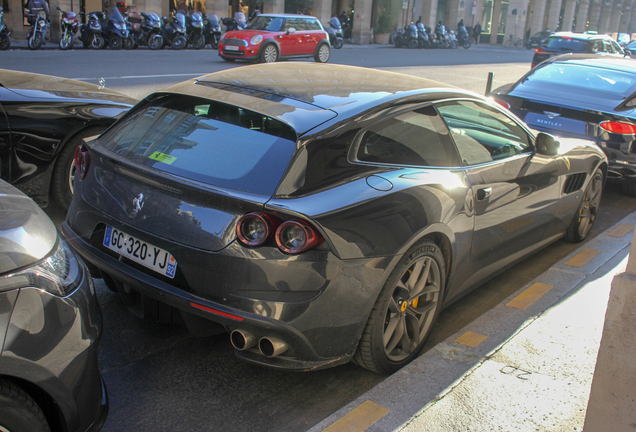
top-left (110, 35), bottom-right (122, 50)
top-left (59, 33), bottom-right (73, 50)
top-left (91, 34), bottom-right (105, 49)
top-left (212, 42), bottom-right (219, 49)
top-left (0, 34), bottom-right (10, 51)
top-left (333, 37), bottom-right (344, 49)
top-left (191, 34), bottom-right (205, 50)
top-left (28, 33), bottom-right (43, 50)
top-left (462, 40), bottom-right (471, 49)
top-left (407, 38), bottom-right (418, 49)
top-left (171, 36), bottom-right (186, 50)
top-left (123, 37), bottom-right (134, 50)
top-left (148, 35), bottom-right (163, 50)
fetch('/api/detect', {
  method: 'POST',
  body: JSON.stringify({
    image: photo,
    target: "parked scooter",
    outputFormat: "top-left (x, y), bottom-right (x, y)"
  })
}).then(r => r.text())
top-left (78, 11), bottom-right (105, 49)
top-left (203, 13), bottom-right (222, 49)
top-left (25, 9), bottom-right (49, 50)
top-left (404, 23), bottom-right (418, 48)
top-left (186, 11), bottom-right (205, 49)
top-left (104, 7), bottom-right (131, 49)
top-left (325, 16), bottom-right (344, 49)
top-left (128, 9), bottom-right (163, 50)
top-left (57, 6), bottom-right (79, 50)
top-left (416, 22), bottom-right (429, 48)
top-left (447, 30), bottom-right (459, 49)
top-left (221, 16), bottom-right (241, 31)
top-left (0, 6), bottom-right (10, 50)
top-left (457, 24), bottom-right (471, 49)
top-left (235, 12), bottom-right (246, 29)
top-left (162, 11), bottom-right (187, 49)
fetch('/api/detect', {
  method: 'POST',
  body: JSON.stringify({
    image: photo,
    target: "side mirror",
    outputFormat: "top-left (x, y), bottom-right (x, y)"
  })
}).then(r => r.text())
top-left (287, 27), bottom-right (296, 35)
top-left (535, 132), bottom-right (560, 156)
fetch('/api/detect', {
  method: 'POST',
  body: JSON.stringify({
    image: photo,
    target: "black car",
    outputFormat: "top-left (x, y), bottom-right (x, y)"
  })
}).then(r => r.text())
top-left (0, 69), bottom-right (136, 211)
top-left (63, 64), bottom-right (606, 374)
top-left (0, 180), bottom-right (107, 432)
top-left (492, 54), bottom-right (636, 196)
top-left (531, 32), bottom-right (626, 68)
top-left (526, 30), bottom-right (553, 49)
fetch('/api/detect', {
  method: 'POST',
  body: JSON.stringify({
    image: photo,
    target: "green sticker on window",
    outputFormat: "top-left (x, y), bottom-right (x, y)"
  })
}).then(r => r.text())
top-left (149, 151), bottom-right (177, 165)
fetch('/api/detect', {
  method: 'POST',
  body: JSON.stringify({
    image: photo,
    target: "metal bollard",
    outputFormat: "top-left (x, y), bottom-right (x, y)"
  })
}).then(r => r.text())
top-left (485, 72), bottom-right (494, 96)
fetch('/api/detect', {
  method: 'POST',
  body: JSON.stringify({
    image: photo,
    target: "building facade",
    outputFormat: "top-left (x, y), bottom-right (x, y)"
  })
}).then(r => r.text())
top-left (4, 0), bottom-right (636, 45)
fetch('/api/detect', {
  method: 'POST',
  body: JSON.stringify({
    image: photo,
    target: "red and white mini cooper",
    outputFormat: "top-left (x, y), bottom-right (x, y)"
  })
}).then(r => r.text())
top-left (218, 14), bottom-right (330, 63)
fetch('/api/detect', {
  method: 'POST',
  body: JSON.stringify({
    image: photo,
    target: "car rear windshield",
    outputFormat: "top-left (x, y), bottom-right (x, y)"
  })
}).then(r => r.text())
top-left (518, 63), bottom-right (636, 96)
top-left (98, 94), bottom-right (298, 196)
top-left (545, 36), bottom-right (587, 51)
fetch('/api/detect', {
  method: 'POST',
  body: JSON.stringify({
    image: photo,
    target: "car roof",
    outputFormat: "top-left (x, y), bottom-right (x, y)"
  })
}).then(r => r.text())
top-left (549, 31), bottom-right (614, 41)
top-left (548, 54), bottom-right (636, 71)
top-left (254, 13), bottom-right (319, 19)
top-left (162, 63), bottom-right (468, 135)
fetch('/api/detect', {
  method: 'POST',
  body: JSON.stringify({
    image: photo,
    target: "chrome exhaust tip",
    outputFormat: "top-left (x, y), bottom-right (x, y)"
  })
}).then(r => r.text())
top-left (230, 329), bottom-right (256, 351)
top-left (258, 337), bottom-right (288, 358)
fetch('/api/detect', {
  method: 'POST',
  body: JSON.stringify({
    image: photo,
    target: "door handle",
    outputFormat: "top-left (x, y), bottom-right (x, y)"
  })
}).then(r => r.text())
top-left (477, 187), bottom-right (492, 201)
top-left (304, 35), bottom-right (310, 37)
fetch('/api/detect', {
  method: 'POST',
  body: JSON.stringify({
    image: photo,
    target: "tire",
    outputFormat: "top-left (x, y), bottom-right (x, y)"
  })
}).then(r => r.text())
top-left (333, 37), bottom-right (344, 49)
top-left (407, 38), bottom-right (418, 49)
top-left (123, 37), bottom-right (134, 50)
top-left (50, 126), bottom-right (106, 212)
top-left (171, 36), bottom-right (186, 50)
top-left (504, 39), bottom-right (513, 48)
top-left (0, 379), bottom-right (50, 432)
top-left (91, 34), bottom-right (105, 50)
top-left (110, 35), bottom-right (122, 50)
top-left (389, 32), bottom-right (397, 45)
top-left (59, 33), bottom-right (73, 50)
top-left (261, 43), bottom-right (278, 63)
top-left (622, 182), bottom-right (636, 197)
top-left (28, 32), bottom-right (43, 50)
top-left (191, 34), bottom-right (205, 50)
top-left (0, 33), bottom-right (10, 50)
top-left (565, 168), bottom-right (604, 243)
top-left (315, 43), bottom-right (330, 63)
top-left (148, 34), bottom-right (163, 50)
top-left (212, 41), bottom-right (219, 50)
top-left (353, 239), bottom-right (445, 374)
top-left (462, 40), bottom-right (471, 49)
top-left (515, 39), bottom-right (524, 49)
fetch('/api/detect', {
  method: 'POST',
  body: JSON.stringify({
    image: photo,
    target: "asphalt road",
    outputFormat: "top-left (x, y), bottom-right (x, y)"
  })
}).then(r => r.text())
top-left (4, 45), bottom-right (635, 432)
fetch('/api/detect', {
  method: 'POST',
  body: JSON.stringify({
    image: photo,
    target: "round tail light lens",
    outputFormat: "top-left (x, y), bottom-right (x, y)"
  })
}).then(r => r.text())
top-left (74, 144), bottom-right (90, 180)
top-left (599, 120), bottom-right (636, 135)
top-left (275, 220), bottom-right (323, 254)
top-left (494, 99), bottom-right (510, 109)
top-left (236, 212), bottom-right (279, 247)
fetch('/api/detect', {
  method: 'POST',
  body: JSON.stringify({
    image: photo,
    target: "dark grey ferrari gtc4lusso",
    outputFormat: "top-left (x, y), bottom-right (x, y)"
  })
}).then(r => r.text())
top-left (62, 64), bottom-right (607, 374)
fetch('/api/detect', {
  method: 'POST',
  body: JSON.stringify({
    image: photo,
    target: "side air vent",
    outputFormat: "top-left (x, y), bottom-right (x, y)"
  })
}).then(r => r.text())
top-left (563, 173), bottom-right (586, 195)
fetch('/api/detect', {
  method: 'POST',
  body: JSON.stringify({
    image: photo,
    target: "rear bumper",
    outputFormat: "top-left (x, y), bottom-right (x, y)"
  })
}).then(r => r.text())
top-left (62, 219), bottom-right (390, 371)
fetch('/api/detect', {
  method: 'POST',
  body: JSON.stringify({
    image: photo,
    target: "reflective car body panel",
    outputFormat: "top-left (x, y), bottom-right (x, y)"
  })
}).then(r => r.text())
top-left (492, 55), bottom-right (636, 185)
top-left (531, 32), bottom-right (626, 68)
top-left (0, 69), bottom-right (136, 206)
top-left (0, 180), bottom-right (107, 432)
top-left (63, 64), bottom-right (607, 371)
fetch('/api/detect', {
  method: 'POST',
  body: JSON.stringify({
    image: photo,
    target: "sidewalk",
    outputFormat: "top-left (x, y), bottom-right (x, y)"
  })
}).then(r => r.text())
top-left (309, 213), bottom-right (636, 432)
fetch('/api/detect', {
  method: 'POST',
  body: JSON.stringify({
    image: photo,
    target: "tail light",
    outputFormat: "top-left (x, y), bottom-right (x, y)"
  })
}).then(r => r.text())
top-left (74, 144), bottom-right (90, 180)
top-left (535, 47), bottom-right (547, 54)
top-left (276, 220), bottom-right (323, 254)
top-left (599, 120), bottom-right (636, 135)
top-left (236, 212), bottom-right (323, 254)
top-left (494, 99), bottom-right (511, 109)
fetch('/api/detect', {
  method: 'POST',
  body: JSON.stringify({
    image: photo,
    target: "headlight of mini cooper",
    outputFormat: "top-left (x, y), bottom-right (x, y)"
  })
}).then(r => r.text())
top-left (250, 35), bottom-right (263, 45)
top-left (0, 239), bottom-right (83, 297)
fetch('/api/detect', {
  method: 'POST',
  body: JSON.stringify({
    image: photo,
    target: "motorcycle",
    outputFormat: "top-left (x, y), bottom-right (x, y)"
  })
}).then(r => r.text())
top-left (203, 13), bottom-right (222, 49)
top-left (128, 9), bottom-right (163, 50)
top-left (162, 11), bottom-right (187, 50)
top-left (235, 12), bottom-right (246, 29)
top-left (391, 27), bottom-right (405, 47)
top-left (78, 11), bottom-right (105, 49)
top-left (25, 9), bottom-right (49, 50)
top-left (457, 25), bottom-right (471, 49)
top-left (57, 6), bottom-right (79, 50)
top-left (0, 6), bottom-right (10, 50)
top-left (416, 22), bottom-right (429, 48)
top-left (447, 30), bottom-right (459, 49)
top-left (186, 11), bottom-right (205, 49)
top-left (325, 16), bottom-right (344, 49)
top-left (404, 23), bottom-right (419, 49)
top-left (221, 16), bottom-right (241, 32)
top-left (104, 7), bottom-right (132, 50)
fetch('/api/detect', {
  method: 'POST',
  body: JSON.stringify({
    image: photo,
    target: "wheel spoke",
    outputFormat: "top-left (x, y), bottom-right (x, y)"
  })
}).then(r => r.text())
top-left (404, 313), bottom-right (421, 347)
top-left (406, 260), bottom-right (424, 291)
top-left (387, 296), bottom-right (400, 314)
top-left (384, 315), bottom-right (405, 353)
top-left (411, 259), bottom-right (431, 298)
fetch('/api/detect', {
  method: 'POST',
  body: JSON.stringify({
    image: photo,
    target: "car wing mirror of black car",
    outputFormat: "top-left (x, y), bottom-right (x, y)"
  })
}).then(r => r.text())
top-left (287, 27), bottom-right (296, 35)
top-left (535, 132), bottom-right (560, 156)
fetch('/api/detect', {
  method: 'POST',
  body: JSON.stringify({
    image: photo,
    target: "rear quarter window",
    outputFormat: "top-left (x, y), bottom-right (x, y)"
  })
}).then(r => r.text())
top-left (545, 37), bottom-right (587, 51)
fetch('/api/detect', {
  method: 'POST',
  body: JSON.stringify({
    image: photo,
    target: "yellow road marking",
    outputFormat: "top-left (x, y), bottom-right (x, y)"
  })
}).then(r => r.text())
top-left (322, 401), bottom-right (389, 432)
top-left (507, 282), bottom-right (554, 310)
top-left (608, 224), bottom-right (634, 238)
top-left (565, 249), bottom-right (600, 268)
top-left (454, 331), bottom-right (488, 348)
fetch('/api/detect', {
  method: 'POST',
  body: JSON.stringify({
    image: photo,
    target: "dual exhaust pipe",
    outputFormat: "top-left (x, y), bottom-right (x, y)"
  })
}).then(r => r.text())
top-left (230, 329), bottom-right (288, 358)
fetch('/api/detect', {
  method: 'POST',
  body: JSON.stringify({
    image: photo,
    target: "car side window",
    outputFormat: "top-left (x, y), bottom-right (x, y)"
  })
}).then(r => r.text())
top-left (305, 18), bottom-right (322, 31)
top-left (436, 100), bottom-right (532, 166)
top-left (284, 18), bottom-right (303, 31)
top-left (356, 105), bottom-right (460, 167)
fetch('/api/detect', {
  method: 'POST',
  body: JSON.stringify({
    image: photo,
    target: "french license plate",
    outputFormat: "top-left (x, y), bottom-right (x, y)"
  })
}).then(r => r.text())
top-left (103, 225), bottom-right (177, 279)
top-left (225, 45), bottom-right (239, 51)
